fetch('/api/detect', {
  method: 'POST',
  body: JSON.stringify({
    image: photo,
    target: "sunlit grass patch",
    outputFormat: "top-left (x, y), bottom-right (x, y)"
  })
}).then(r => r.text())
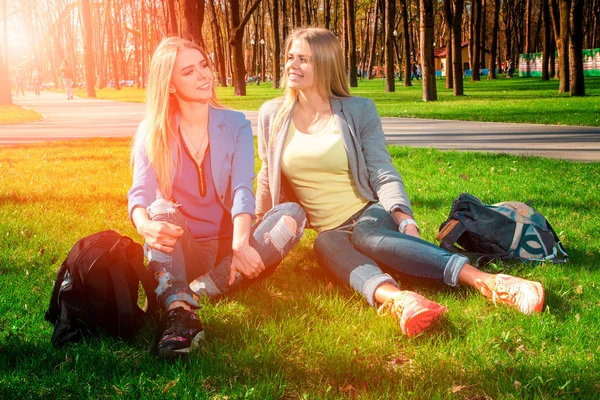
top-left (0, 105), bottom-right (44, 124)
top-left (1, 138), bottom-right (599, 398)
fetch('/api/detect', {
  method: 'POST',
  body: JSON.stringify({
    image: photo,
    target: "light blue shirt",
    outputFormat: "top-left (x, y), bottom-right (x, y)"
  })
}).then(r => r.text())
top-left (128, 106), bottom-right (256, 226)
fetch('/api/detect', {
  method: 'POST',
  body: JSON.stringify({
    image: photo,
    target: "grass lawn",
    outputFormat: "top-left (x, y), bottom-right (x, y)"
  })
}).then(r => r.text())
top-left (0, 105), bottom-right (44, 124)
top-left (1, 138), bottom-right (598, 399)
top-left (74, 76), bottom-right (600, 126)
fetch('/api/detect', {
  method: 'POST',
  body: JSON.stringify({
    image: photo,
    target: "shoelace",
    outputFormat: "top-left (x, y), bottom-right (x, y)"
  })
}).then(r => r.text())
top-left (476, 278), bottom-right (518, 306)
top-left (377, 293), bottom-right (414, 319)
top-left (162, 309), bottom-right (190, 337)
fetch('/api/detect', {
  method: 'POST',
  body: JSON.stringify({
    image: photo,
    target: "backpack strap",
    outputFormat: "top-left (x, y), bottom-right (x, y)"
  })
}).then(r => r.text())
top-left (545, 220), bottom-right (569, 263)
top-left (108, 238), bottom-right (140, 337)
top-left (436, 219), bottom-right (467, 254)
top-left (44, 260), bottom-right (70, 324)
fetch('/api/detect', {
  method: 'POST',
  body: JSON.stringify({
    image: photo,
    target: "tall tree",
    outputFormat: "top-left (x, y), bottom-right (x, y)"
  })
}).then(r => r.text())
top-left (180, 0), bottom-right (205, 46)
top-left (293, 0), bottom-right (301, 26)
top-left (107, 0), bottom-right (120, 90)
top-left (272, 0), bottom-right (281, 88)
top-left (324, 0), bottom-right (331, 29)
top-left (347, 0), bottom-right (358, 87)
top-left (229, 0), bottom-right (263, 96)
top-left (471, 0), bottom-right (482, 81)
top-left (488, 0), bottom-right (500, 79)
top-left (451, 0), bottom-right (465, 95)
top-left (442, 0), bottom-right (453, 88)
top-left (399, 0), bottom-right (411, 86)
top-left (420, 0), bottom-right (437, 101)
top-left (524, 0), bottom-right (532, 54)
top-left (1, 0), bottom-right (11, 105)
top-left (384, 0), bottom-right (395, 91)
top-left (208, 0), bottom-right (227, 87)
top-left (549, 0), bottom-right (570, 93)
top-left (81, 0), bottom-right (96, 97)
top-left (542, 0), bottom-right (552, 80)
top-left (569, 0), bottom-right (585, 96)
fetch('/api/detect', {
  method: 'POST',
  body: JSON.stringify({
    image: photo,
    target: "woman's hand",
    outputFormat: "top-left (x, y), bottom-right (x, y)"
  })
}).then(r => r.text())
top-left (137, 219), bottom-right (184, 253)
top-left (229, 242), bottom-right (266, 285)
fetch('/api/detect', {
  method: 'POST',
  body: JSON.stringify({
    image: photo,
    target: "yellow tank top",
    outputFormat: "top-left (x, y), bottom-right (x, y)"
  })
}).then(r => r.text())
top-left (281, 116), bottom-right (369, 232)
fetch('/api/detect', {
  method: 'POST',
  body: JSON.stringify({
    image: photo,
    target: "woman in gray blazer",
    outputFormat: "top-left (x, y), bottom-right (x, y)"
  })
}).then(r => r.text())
top-left (256, 28), bottom-right (544, 337)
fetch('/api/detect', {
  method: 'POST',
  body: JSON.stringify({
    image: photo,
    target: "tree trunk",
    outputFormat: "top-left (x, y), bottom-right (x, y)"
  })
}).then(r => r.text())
top-left (180, 0), bottom-right (204, 44)
top-left (367, 0), bottom-right (379, 79)
top-left (384, 0), bottom-right (395, 91)
top-left (488, 0), bottom-right (499, 79)
top-left (542, 0), bottom-right (551, 80)
top-left (347, 0), bottom-right (358, 87)
top-left (107, 0), bottom-right (120, 90)
top-left (272, 0), bottom-right (281, 88)
top-left (569, 0), bottom-right (585, 96)
top-left (400, 0), bottom-right (411, 86)
top-left (293, 0), bottom-right (301, 27)
top-left (229, 0), bottom-right (263, 96)
top-left (282, 0), bottom-right (289, 39)
top-left (0, 57), bottom-right (11, 105)
top-left (524, 0), bottom-right (531, 54)
top-left (550, 0), bottom-right (570, 92)
top-left (420, 0), bottom-right (437, 101)
top-left (442, 0), bottom-right (453, 88)
top-left (480, 0), bottom-right (486, 68)
top-left (452, 0), bottom-right (465, 96)
top-left (166, 0), bottom-right (178, 35)
top-left (81, 0), bottom-right (96, 97)
top-left (208, 0), bottom-right (227, 87)
top-left (324, 0), bottom-right (331, 29)
top-left (471, 0), bottom-right (481, 81)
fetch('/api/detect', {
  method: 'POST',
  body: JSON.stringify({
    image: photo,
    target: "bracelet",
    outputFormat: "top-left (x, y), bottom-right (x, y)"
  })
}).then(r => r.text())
top-left (398, 218), bottom-right (419, 234)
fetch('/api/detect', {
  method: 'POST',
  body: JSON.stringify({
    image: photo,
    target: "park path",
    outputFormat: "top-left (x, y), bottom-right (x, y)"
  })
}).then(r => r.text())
top-left (3, 91), bottom-right (600, 162)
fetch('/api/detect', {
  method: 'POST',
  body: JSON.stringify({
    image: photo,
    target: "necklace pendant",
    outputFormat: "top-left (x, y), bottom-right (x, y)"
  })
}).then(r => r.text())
top-left (195, 151), bottom-right (201, 160)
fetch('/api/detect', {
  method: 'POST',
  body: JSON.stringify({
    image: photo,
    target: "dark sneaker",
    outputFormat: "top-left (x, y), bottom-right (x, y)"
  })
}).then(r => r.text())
top-left (157, 307), bottom-right (205, 358)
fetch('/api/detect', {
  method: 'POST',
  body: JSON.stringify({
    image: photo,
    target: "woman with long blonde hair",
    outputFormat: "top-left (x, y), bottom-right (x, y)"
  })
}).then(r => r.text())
top-left (129, 37), bottom-right (305, 358)
top-left (256, 28), bottom-right (544, 337)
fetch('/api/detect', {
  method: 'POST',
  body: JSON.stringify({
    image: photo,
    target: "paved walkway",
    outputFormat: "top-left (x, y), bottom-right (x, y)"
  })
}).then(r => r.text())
top-left (3, 91), bottom-right (600, 162)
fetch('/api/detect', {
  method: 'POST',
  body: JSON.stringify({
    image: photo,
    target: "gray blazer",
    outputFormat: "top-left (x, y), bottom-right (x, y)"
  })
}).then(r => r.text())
top-left (256, 95), bottom-right (413, 218)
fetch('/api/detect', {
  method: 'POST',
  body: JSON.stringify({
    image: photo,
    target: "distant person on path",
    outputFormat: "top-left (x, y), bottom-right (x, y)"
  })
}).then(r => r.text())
top-left (507, 59), bottom-right (514, 78)
top-left (256, 27), bottom-right (545, 338)
top-left (32, 68), bottom-right (41, 96)
top-left (15, 69), bottom-right (26, 96)
top-left (60, 60), bottom-right (74, 99)
top-left (128, 37), bottom-right (305, 358)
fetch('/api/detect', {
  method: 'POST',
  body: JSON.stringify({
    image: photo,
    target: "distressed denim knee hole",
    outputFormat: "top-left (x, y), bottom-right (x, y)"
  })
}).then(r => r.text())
top-left (263, 215), bottom-right (297, 254)
top-left (155, 270), bottom-right (173, 296)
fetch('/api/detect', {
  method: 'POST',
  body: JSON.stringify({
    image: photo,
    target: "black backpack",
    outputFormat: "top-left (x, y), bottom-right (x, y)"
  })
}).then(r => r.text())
top-left (436, 193), bottom-right (568, 264)
top-left (45, 230), bottom-right (159, 347)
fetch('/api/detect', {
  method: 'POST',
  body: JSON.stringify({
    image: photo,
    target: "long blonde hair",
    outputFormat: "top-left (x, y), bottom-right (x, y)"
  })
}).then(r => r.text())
top-left (271, 28), bottom-right (351, 143)
top-left (133, 37), bottom-right (222, 199)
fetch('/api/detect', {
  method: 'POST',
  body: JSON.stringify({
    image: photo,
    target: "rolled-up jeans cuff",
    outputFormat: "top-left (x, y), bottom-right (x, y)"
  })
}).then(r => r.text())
top-left (363, 273), bottom-right (398, 307)
top-left (163, 293), bottom-right (200, 310)
top-left (443, 254), bottom-right (469, 287)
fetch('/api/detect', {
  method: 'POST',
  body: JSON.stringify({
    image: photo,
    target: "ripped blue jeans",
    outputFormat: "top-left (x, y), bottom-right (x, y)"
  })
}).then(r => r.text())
top-left (313, 203), bottom-right (469, 307)
top-left (146, 201), bottom-right (306, 310)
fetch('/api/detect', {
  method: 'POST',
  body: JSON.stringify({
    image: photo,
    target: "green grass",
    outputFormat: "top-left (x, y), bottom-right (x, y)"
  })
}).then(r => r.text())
top-left (0, 105), bottom-right (44, 124)
top-left (74, 76), bottom-right (600, 126)
top-left (1, 138), bottom-right (599, 399)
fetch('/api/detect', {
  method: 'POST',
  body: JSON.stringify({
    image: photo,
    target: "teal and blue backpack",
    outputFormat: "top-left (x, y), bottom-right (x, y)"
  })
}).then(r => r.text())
top-left (437, 193), bottom-right (568, 264)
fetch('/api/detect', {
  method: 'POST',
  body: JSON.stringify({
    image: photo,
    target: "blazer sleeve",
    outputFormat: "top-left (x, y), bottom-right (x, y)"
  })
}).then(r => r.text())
top-left (358, 98), bottom-right (413, 216)
top-left (255, 104), bottom-right (273, 216)
top-left (230, 116), bottom-right (257, 220)
top-left (127, 134), bottom-right (159, 223)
